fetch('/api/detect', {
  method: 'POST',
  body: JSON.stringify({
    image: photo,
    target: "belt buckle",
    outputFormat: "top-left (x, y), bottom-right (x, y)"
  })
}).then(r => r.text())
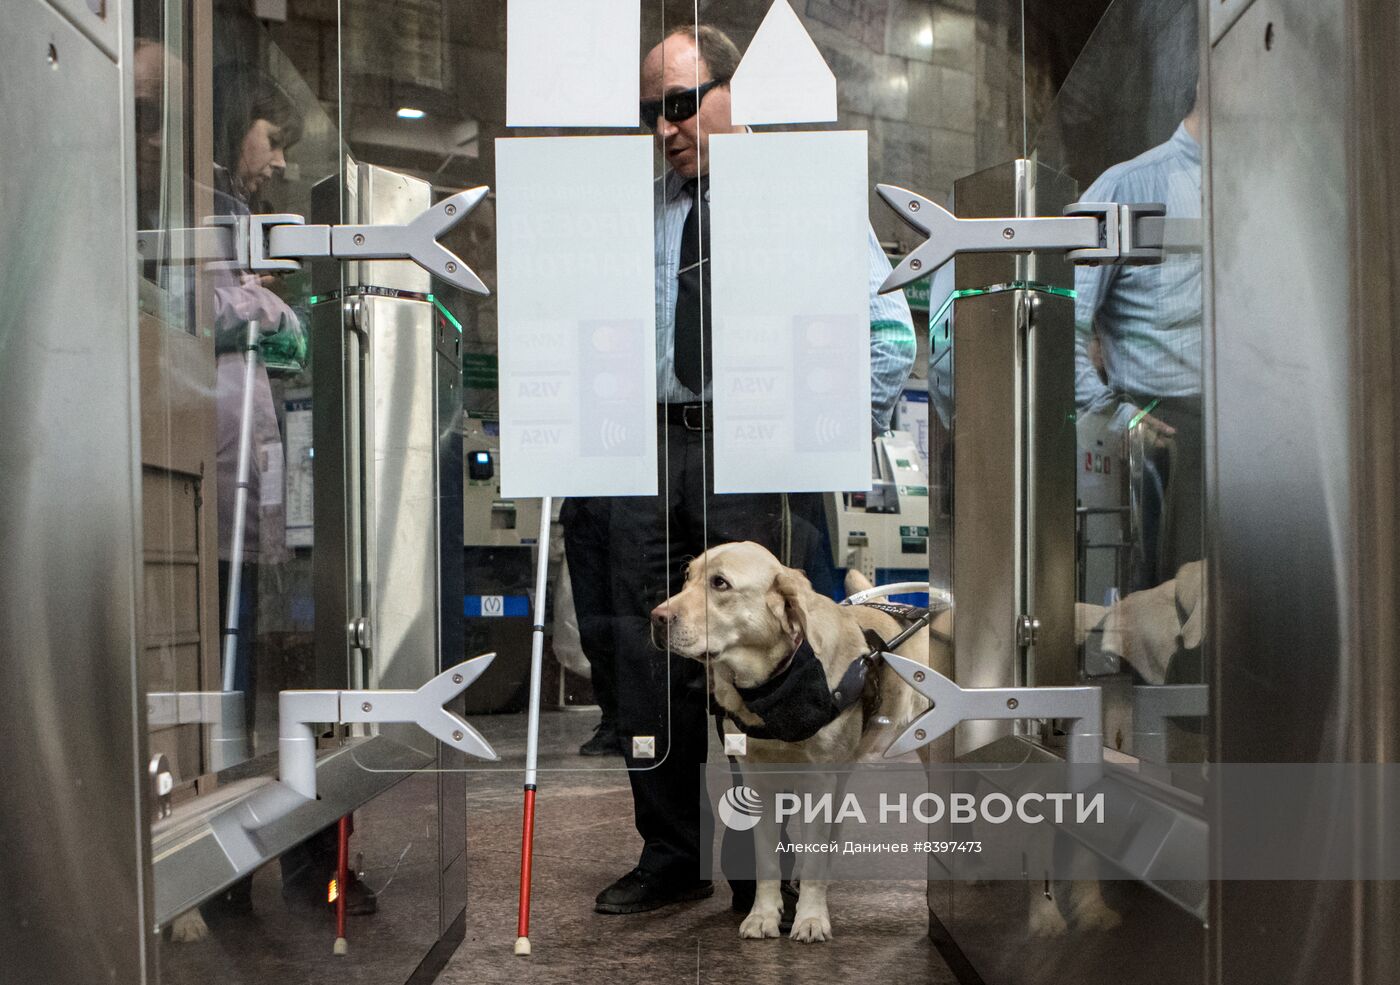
top-left (682, 404), bottom-right (707, 431)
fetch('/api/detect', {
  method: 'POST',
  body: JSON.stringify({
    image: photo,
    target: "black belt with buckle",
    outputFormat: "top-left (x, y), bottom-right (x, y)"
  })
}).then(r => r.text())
top-left (659, 403), bottom-right (710, 432)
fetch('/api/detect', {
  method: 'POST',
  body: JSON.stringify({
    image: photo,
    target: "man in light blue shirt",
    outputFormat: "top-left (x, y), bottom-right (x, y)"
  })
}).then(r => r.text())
top-left (1074, 102), bottom-right (1203, 592)
top-left (570, 24), bottom-right (915, 920)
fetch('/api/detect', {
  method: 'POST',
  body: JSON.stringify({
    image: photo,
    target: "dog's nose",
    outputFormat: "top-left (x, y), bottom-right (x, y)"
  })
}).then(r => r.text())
top-left (651, 602), bottom-right (675, 632)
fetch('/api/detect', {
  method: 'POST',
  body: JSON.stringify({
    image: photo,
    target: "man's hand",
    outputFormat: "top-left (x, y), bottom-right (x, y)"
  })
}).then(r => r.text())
top-left (1131, 409), bottom-right (1176, 451)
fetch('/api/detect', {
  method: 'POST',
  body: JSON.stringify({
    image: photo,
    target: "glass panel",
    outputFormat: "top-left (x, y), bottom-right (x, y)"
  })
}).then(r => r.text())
top-left (683, 0), bottom-right (1028, 954)
top-left (1031, 0), bottom-right (1206, 774)
top-left (135, 0), bottom-right (337, 785)
top-left (133, 3), bottom-right (439, 977)
top-left (918, 3), bottom-right (1210, 983)
top-left (304, 0), bottom-right (1032, 787)
top-left (932, 5), bottom-right (1208, 982)
top-left (685, 0), bottom-right (1031, 732)
top-left (135, 0), bottom-right (486, 970)
top-left (307, 0), bottom-right (680, 777)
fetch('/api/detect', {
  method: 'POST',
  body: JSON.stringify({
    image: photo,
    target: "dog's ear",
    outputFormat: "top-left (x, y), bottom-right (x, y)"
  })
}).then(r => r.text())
top-left (768, 566), bottom-right (814, 639)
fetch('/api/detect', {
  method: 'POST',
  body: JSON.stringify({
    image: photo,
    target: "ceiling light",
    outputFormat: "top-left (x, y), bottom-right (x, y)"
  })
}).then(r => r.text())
top-left (397, 107), bottom-right (426, 120)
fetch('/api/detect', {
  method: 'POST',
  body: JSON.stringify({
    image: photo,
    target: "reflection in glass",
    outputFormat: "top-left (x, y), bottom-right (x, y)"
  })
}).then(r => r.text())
top-left (134, 3), bottom-right (417, 975)
top-left (1072, 100), bottom-right (1202, 598)
top-left (208, 63), bottom-right (306, 777)
top-left (136, 42), bottom-right (325, 781)
top-left (1031, 0), bottom-right (1205, 767)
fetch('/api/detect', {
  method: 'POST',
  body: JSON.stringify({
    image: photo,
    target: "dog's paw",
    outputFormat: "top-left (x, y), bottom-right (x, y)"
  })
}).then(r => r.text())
top-left (738, 908), bottom-right (782, 939)
top-left (169, 910), bottom-right (210, 943)
top-left (1027, 895), bottom-right (1068, 939)
top-left (789, 911), bottom-right (832, 943)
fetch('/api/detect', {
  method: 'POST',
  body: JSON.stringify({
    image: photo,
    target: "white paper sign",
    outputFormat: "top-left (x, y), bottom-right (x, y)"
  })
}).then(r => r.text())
top-left (496, 136), bottom-right (658, 497)
top-left (709, 131), bottom-right (872, 494)
top-left (729, 0), bottom-right (838, 125)
top-left (284, 399), bottom-right (314, 547)
top-left (506, 0), bottom-right (640, 127)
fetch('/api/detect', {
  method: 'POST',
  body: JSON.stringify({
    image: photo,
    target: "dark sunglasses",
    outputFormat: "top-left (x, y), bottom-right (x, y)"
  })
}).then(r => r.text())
top-left (640, 78), bottom-right (726, 130)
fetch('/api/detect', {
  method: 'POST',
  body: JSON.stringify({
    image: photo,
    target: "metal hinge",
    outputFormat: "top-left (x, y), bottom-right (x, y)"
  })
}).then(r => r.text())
top-left (135, 186), bottom-right (491, 296)
top-left (1015, 613), bottom-right (1041, 648)
top-left (875, 183), bottom-right (1199, 293)
top-left (343, 296), bottom-right (364, 335)
top-left (348, 616), bottom-right (372, 651)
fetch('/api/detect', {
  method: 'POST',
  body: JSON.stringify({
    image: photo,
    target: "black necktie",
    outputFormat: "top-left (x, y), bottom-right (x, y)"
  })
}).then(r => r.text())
top-left (673, 177), bottom-right (711, 394)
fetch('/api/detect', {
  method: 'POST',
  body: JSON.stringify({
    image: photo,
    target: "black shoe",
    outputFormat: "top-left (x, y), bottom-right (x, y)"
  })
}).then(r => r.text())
top-left (342, 872), bottom-right (378, 916)
top-left (580, 722), bottom-right (623, 757)
top-left (594, 867), bottom-right (714, 914)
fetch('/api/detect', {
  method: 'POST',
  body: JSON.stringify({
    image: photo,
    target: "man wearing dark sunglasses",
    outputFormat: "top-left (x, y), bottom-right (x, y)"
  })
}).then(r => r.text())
top-left (639, 77), bottom-right (724, 131)
top-left (571, 24), bottom-right (915, 923)
top-left (639, 75), bottom-right (732, 177)
top-left (638, 24), bottom-right (742, 179)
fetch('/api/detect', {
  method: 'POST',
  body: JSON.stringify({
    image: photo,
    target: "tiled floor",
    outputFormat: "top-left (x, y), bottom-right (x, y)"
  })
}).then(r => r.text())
top-left (156, 709), bottom-right (1206, 985)
top-left (436, 713), bottom-right (959, 985)
top-left (156, 711), bottom-right (957, 985)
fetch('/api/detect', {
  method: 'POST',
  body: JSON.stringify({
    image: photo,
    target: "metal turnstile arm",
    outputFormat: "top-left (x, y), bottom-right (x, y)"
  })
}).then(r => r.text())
top-left (278, 652), bottom-right (499, 799)
top-left (882, 653), bottom-right (1104, 784)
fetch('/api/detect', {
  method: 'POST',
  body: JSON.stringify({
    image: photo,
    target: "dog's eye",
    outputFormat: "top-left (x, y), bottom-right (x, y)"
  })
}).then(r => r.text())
top-left (710, 575), bottom-right (729, 591)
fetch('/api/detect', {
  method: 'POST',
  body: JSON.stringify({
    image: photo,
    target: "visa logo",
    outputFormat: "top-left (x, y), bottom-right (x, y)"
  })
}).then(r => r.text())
top-left (518, 381), bottom-right (562, 399)
top-left (520, 427), bottom-right (562, 445)
top-left (730, 376), bottom-right (776, 394)
top-left (733, 423), bottom-right (778, 441)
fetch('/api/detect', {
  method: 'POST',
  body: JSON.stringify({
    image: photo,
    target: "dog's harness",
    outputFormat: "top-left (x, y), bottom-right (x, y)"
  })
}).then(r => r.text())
top-left (723, 600), bottom-right (939, 743)
top-left (832, 601), bottom-right (934, 710)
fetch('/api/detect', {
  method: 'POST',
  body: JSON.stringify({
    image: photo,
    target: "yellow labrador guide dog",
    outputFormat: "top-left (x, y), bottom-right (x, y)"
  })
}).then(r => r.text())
top-left (650, 541), bottom-right (949, 942)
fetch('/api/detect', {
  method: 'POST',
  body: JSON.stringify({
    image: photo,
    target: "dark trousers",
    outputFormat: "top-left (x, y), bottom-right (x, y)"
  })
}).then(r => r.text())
top-left (580, 418), bottom-right (835, 880)
top-left (1130, 394), bottom-right (1203, 592)
top-left (561, 497), bottom-right (620, 728)
top-left (1130, 394), bottom-right (1204, 688)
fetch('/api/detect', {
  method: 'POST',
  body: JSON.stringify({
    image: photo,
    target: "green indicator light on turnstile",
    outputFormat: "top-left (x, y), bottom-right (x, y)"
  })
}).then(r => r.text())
top-left (926, 282), bottom-right (1077, 335)
top-left (428, 294), bottom-right (463, 334)
top-left (928, 288), bottom-right (980, 328)
top-left (1128, 398), bottom-right (1161, 431)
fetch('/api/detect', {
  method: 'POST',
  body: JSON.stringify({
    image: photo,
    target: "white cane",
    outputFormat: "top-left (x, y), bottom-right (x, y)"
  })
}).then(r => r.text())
top-left (221, 319), bottom-right (261, 691)
top-left (515, 496), bottom-right (552, 956)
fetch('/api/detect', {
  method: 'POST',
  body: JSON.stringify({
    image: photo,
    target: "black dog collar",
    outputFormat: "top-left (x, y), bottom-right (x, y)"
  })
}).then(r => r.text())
top-left (730, 637), bottom-right (839, 743)
top-left (726, 602), bottom-right (936, 744)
